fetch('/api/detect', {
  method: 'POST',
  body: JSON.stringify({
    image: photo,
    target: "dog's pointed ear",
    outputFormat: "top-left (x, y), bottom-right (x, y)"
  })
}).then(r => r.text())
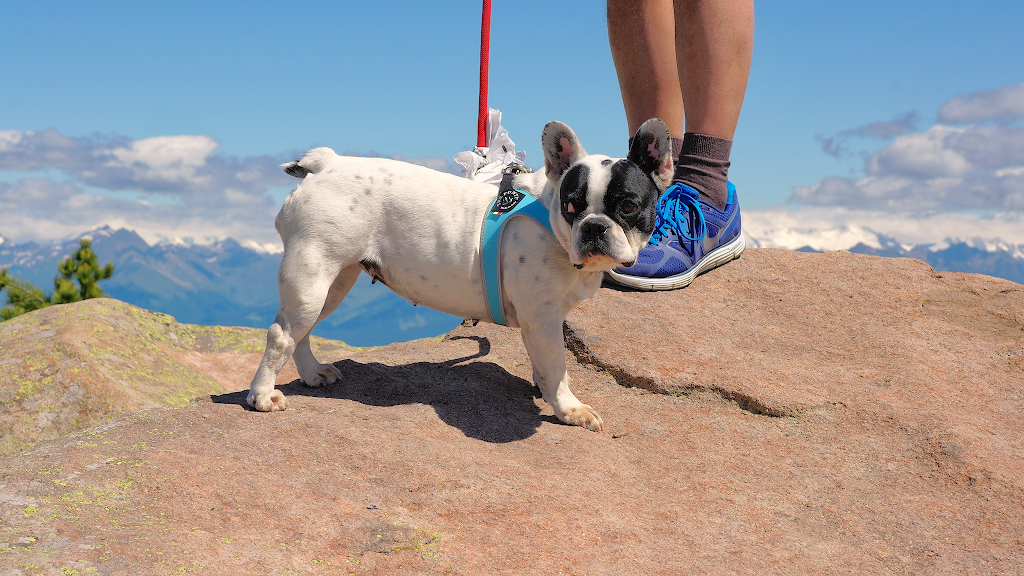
top-left (542, 121), bottom-right (587, 182)
top-left (628, 118), bottom-right (674, 191)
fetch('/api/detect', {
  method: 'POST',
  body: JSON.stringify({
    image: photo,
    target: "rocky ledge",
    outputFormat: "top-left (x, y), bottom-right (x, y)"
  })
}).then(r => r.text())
top-left (0, 248), bottom-right (1022, 575)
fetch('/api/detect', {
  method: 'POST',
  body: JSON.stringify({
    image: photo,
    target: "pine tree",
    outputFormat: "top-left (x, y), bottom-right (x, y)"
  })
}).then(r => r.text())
top-left (0, 268), bottom-right (51, 321)
top-left (0, 239), bottom-right (116, 320)
top-left (51, 239), bottom-right (115, 303)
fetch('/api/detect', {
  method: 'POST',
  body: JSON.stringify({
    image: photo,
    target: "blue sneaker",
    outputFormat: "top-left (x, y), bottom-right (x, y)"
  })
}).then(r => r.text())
top-left (606, 181), bottom-right (744, 291)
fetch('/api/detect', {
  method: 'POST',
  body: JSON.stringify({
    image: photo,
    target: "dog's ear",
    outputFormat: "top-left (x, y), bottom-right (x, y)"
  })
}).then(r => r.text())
top-left (542, 121), bottom-right (587, 181)
top-left (628, 118), bottom-right (674, 191)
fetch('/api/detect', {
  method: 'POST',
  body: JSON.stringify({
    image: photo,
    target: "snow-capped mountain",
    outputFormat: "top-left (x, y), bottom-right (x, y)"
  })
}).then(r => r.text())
top-left (0, 226), bottom-right (461, 346)
top-left (744, 225), bottom-right (1024, 285)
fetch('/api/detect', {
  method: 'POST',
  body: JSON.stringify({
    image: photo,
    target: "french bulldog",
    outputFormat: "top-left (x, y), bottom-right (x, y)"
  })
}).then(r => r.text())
top-left (246, 119), bottom-right (674, 431)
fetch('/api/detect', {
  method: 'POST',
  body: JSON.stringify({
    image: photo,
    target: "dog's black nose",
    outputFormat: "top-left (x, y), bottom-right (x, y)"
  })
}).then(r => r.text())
top-left (580, 220), bottom-right (608, 241)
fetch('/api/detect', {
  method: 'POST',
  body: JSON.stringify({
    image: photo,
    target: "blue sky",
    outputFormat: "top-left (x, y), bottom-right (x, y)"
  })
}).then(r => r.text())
top-left (2, 0), bottom-right (1023, 246)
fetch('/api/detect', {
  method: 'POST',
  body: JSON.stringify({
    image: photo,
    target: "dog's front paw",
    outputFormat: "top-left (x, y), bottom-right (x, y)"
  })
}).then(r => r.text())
top-left (299, 363), bottom-right (342, 388)
top-left (247, 389), bottom-right (289, 412)
top-left (556, 404), bottom-right (604, 432)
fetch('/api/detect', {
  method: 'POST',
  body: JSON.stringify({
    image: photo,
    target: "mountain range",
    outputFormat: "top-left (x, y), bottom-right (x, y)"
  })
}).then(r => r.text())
top-left (2, 223), bottom-right (1023, 346)
top-left (0, 226), bottom-right (461, 346)
top-left (744, 225), bottom-right (1024, 285)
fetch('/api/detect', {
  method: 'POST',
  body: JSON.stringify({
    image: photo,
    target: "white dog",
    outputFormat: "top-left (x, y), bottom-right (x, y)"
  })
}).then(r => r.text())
top-left (246, 119), bottom-right (674, 431)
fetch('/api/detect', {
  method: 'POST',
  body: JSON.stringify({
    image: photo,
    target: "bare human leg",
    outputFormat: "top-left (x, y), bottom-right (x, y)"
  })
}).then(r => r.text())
top-left (607, 0), bottom-right (753, 209)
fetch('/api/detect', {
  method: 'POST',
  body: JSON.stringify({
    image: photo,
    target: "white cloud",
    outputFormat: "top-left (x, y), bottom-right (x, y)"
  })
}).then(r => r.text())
top-left (795, 84), bottom-right (1024, 211)
top-left (866, 125), bottom-right (972, 178)
top-left (0, 178), bottom-right (79, 205)
top-left (860, 123), bottom-right (1024, 181)
top-left (791, 170), bottom-right (1024, 211)
top-left (0, 130), bottom-right (23, 151)
top-left (744, 206), bottom-right (1024, 249)
top-left (0, 128), bottom-right (468, 245)
top-left (938, 82), bottom-right (1024, 124)
top-left (0, 129), bottom-right (98, 172)
top-left (0, 182), bottom-right (283, 247)
top-left (0, 129), bottom-right (289, 245)
top-left (817, 112), bottom-right (918, 158)
top-left (107, 135), bottom-right (219, 184)
top-left (0, 128), bottom-right (290, 196)
top-left (996, 166), bottom-right (1024, 177)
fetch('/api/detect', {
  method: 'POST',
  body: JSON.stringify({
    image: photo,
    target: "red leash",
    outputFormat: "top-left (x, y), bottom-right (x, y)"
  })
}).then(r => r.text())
top-left (477, 0), bottom-right (492, 148)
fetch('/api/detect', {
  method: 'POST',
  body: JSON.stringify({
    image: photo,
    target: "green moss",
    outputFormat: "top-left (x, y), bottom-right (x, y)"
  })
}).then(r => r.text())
top-left (195, 325), bottom-right (265, 353)
top-left (14, 376), bottom-right (42, 401)
top-left (1, 298), bottom-right (359, 459)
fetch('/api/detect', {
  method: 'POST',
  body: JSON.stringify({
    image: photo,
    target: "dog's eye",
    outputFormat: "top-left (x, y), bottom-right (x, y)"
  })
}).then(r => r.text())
top-left (566, 202), bottom-right (576, 214)
top-left (620, 200), bottom-right (638, 214)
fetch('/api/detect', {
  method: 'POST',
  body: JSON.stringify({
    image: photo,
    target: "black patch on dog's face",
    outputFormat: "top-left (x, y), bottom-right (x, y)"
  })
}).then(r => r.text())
top-left (559, 165), bottom-right (590, 225)
top-left (605, 160), bottom-right (660, 236)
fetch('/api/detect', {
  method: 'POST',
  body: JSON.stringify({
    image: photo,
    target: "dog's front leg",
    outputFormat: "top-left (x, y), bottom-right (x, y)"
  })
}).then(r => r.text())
top-left (246, 322), bottom-right (293, 412)
top-left (520, 321), bottom-right (603, 432)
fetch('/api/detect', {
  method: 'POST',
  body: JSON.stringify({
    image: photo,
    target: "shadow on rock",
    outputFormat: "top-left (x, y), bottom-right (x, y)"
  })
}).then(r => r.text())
top-left (213, 335), bottom-right (552, 443)
top-left (600, 278), bottom-right (642, 292)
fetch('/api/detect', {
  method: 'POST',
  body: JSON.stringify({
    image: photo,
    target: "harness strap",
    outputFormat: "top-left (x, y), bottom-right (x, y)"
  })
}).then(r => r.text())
top-left (480, 179), bottom-right (556, 325)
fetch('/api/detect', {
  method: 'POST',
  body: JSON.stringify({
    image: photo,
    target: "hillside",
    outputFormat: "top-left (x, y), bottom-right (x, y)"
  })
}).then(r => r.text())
top-left (0, 248), bottom-right (1022, 574)
top-left (0, 298), bottom-right (359, 457)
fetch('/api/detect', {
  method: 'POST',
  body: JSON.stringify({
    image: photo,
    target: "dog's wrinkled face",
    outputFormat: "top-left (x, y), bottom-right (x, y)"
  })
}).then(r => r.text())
top-left (542, 119), bottom-right (674, 271)
top-left (557, 156), bottom-right (660, 269)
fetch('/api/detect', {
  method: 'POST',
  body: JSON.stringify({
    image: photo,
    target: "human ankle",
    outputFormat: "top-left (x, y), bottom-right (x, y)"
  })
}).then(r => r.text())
top-left (674, 133), bottom-right (732, 210)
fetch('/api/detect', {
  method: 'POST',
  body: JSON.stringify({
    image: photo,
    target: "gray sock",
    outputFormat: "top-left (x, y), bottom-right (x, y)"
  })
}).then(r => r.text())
top-left (670, 136), bottom-right (684, 160)
top-left (674, 133), bottom-right (732, 211)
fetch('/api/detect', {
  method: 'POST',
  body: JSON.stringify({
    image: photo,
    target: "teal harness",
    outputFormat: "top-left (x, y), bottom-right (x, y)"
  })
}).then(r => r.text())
top-left (480, 177), bottom-right (556, 326)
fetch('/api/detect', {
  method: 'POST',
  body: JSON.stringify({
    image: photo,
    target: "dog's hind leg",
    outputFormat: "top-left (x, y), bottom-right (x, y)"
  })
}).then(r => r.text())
top-left (247, 250), bottom-right (349, 412)
top-left (291, 264), bottom-right (361, 388)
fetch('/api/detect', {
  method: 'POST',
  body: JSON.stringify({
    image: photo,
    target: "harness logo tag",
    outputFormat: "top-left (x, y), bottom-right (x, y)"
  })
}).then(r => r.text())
top-left (492, 187), bottom-right (525, 214)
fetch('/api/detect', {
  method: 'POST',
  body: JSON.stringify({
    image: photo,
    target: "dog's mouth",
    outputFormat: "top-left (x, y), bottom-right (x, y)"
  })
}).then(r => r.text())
top-left (573, 252), bottom-right (626, 271)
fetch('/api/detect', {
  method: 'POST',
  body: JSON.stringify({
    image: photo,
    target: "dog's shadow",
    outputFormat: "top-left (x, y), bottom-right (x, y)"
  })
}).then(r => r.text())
top-left (213, 336), bottom-right (556, 443)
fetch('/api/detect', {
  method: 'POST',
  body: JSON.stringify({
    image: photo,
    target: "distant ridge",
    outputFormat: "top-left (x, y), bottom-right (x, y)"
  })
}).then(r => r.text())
top-left (3, 223), bottom-right (1024, 343)
top-left (0, 226), bottom-right (462, 346)
top-left (744, 224), bottom-right (1024, 285)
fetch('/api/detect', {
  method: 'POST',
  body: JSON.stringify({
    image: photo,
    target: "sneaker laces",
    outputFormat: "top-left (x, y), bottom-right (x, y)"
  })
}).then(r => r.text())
top-left (649, 182), bottom-right (707, 246)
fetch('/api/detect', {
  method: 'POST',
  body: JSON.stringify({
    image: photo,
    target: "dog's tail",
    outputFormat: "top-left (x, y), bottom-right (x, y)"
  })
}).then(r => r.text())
top-left (281, 147), bottom-right (336, 179)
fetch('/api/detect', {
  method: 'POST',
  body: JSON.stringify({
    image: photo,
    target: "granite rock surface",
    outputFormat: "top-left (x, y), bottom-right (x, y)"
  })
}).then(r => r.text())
top-left (1, 248), bottom-right (1022, 575)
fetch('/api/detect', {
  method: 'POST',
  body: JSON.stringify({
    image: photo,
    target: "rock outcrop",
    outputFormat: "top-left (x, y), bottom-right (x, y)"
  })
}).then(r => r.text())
top-left (0, 299), bottom-right (356, 457)
top-left (1, 248), bottom-right (1022, 575)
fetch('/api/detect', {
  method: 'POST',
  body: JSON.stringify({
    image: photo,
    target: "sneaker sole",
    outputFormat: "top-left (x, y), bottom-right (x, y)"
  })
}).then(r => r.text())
top-left (605, 231), bottom-right (746, 291)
